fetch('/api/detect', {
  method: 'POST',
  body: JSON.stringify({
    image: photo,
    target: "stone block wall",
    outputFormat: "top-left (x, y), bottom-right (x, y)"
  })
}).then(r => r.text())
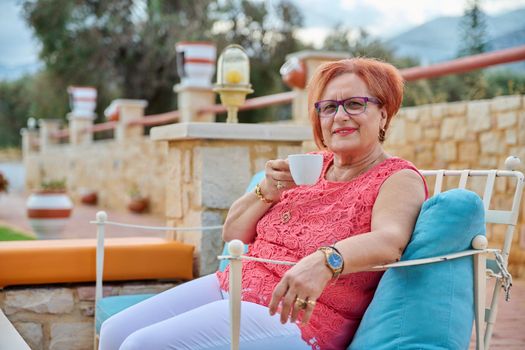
top-left (0, 281), bottom-right (179, 349)
top-left (0, 148), bottom-right (22, 162)
top-left (150, 123), bottom-right (312, 275)
top-left (24, 138), bottom-right (168, 215)
top-left (384, 95), bottom-right (525, 277)
top-left (165, 139), bottom-right (304, 275)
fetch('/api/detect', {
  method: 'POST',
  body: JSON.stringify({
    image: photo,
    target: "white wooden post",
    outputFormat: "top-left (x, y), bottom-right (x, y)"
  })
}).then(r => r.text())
top-left (228, 240), bottom-right (244, 350)
top-left (472, 235), bottom-right (488, 350)
top-left (94, 211), bottom-right (107, 350)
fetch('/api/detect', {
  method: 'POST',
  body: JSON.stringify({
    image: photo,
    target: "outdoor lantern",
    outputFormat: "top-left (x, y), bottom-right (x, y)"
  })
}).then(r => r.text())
top-left (214, 44), bottom-right (253, 123)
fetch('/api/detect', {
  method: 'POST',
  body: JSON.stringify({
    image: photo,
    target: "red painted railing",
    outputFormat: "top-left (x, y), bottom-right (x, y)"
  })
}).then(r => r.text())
top-left (50, 45), bottom-right (525, 141)
top-left (401, 45), bottom-right (525, 81)
top-left (197, 91), bottom-right (296, 115)
top-left (129, 111), bottom-right (181, 127)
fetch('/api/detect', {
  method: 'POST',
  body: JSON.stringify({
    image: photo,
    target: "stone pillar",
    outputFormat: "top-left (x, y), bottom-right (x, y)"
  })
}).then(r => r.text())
top-left (105, 99), bottom-right (148, 142)
top-left (283, 51), bottom-right (351, 124)
top-left (175, 86), bottom-right (216, 123)
top-left (151, 122), bottom-right (312, 275)
top-left (21, 128), bottom-right (39, 155)
top-left (21, 127), bottom-right (40, 191)
top-left (68, 116), bottom-right (94, 146)
top-left (38, 119), bottom-right (61, 152)
top-left (67, 86), bottom-right (97, 145)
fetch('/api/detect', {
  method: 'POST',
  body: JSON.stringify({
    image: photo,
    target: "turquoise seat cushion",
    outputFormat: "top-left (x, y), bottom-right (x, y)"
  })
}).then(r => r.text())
top-left (96, 294), bottom-right (155, 333)
top-left (218, 171), bottom-right (265, 272)
top-left (349, 189), bottom-right (486, 350)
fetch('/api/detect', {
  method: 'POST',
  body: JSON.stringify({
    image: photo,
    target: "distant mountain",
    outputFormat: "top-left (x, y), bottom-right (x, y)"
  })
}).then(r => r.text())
top-left (387, 8), bottom-right (525, 70)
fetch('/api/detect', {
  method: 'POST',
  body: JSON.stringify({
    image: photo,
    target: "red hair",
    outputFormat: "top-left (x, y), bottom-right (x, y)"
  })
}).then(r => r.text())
top-left (307, 58), bottom-right (404, 149)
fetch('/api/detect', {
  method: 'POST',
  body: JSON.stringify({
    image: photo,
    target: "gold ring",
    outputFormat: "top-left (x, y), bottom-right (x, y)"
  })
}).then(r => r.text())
top-left (306, 299), bottom-right (316, 307)
top-left (276, 181), bottom-right (285, 190)
top-left (295, 297), bottom-right (307, 310)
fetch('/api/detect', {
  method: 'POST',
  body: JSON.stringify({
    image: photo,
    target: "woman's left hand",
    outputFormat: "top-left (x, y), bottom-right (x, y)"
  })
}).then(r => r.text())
top-left (268, 250), bottom-right (333, 325)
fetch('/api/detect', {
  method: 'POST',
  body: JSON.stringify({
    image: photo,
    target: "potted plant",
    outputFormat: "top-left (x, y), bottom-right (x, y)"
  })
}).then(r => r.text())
top-left (127, 185), bottom-right (149, 214)
top-left (79, 187), bottom-right (98, 205)
top-left (0, 172), bottom-right (8, 194)
top-left (26, 178), bottom-right (73, 239)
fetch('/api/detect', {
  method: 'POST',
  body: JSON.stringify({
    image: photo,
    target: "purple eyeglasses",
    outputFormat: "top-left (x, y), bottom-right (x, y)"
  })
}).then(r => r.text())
top-left (314, 96), bottom-right (382, 118)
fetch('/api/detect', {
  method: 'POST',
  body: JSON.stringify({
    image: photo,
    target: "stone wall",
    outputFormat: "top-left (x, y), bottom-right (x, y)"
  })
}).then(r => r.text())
top-left (0, 148), bottom-right (22, 162)
top-left (151, 122), bottom-right (312, 275)
top-left (384, 94), bottom-right (525, 277)
top-left (0, 281), bottom-right (179, 349)
top-left (24, 138), bottom-right (168, 215)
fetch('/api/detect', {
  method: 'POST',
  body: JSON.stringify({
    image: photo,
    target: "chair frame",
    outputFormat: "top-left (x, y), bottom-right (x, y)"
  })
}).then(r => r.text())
top-left (91, 215), bottom-right (222, 350)
top-left (220, 161), bottom-right (524, 350)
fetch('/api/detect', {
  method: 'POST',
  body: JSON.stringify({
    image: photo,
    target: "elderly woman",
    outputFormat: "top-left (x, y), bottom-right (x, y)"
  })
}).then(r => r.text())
top-left (99, 58), bottom-right (427, 350)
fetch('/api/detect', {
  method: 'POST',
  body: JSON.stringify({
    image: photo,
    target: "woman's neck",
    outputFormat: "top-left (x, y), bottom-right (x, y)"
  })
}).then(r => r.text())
top-left (329, 148), bottom-right (387, 182)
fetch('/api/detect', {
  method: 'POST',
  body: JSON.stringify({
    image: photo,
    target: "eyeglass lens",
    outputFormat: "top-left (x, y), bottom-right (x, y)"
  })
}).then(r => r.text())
top-left (317, 98), bottom-right (367, 117)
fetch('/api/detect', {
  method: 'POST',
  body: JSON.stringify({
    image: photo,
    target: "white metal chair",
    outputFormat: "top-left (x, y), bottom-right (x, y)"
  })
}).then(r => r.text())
top-left (219, 156), bottom-right (524, 350)
top-left (91, 213), bottom-right (222, 350)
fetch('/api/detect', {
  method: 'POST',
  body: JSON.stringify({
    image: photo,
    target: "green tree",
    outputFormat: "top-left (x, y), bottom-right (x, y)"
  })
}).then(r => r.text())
top-left (323, 26), bottom-right (396, 62)
top-left (486, 70), bottom-right (525, 97)
top-left (22, 0), bottom-right (215, 117)
top-left (0, 78), bottom-right (33, 147)
top-left (210, 0), bottom-right (307, 122)
top-left (458, 0), bottom-right (489, 57)
top-left (457, 0), bottom-right (489, 100)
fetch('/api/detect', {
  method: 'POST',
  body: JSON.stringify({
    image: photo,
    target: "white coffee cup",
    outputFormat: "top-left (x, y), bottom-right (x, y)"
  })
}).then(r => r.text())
top-left (288, 154), bottom-right (323, 185)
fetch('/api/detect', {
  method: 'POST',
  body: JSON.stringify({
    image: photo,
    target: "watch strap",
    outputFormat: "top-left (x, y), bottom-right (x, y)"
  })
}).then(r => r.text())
top-left (318, 246), bottom-right (344, 279)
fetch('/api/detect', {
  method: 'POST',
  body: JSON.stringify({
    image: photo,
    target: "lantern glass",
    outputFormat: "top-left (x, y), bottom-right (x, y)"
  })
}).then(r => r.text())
top-left (217, 45), bottom-right (250, 86)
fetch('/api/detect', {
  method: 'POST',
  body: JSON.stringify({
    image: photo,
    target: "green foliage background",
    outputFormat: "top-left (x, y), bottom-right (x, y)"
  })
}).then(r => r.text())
top-left (0, 0), bottom-right (524, 148)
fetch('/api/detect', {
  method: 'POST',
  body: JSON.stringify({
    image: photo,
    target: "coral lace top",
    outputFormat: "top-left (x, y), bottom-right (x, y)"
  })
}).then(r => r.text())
top-left (216, 152), bottom-right (427, 349)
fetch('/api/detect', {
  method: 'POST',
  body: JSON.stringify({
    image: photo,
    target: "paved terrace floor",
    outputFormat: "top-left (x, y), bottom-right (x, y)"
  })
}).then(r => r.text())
top-left (0, 192), bottom-right (165, 239)
top-left (0, 192), bottom-right (524, 348)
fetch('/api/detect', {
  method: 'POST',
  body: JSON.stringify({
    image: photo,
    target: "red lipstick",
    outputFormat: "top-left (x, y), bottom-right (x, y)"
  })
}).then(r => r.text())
top-left (333, 127), bottom-right (357, 136)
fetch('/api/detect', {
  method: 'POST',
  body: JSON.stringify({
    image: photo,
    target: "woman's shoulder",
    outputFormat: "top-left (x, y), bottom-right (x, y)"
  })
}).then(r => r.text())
top-left (377, 157), bottom-right (429, 198)
top-left (379, 156), bottom-right (419, 172)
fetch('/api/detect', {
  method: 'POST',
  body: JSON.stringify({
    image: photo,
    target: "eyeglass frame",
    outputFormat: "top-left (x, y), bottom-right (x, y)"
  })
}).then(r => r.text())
top-left (314, 96), bottom-right (382, 118)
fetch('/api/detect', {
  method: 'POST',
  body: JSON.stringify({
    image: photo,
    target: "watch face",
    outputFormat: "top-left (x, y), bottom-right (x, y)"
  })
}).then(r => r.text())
top-left (328, 253), bottom-right (343, 269)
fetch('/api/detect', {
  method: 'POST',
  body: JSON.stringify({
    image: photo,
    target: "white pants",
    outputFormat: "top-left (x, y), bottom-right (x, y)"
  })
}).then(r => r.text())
top-left (99, 274), bottom-right (310, 350)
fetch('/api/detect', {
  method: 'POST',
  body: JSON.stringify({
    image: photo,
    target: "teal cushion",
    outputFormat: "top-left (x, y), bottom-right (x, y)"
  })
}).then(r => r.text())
top-left (218, 171), bottom-right (265, 272)
top-left (96, 294), bottom-right (155, 333)
top-left (349, 189), bottom-right (485, 350)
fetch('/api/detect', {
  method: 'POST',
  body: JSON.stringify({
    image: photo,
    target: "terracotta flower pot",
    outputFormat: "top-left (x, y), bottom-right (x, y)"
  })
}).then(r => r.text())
top-left (26, 190), bottom-right (73, 239)
top-left (280, 57), bottom-right (306, 89)
top-left (128, 197), bottom-right (149, 214)
top-left (80, 191), bottom-right (98, 205)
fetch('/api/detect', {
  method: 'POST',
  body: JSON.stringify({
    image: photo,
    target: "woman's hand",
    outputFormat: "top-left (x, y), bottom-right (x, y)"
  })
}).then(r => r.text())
top-left (259, 159), bottom-right (296, 203)
top-left (268, 251), bottom-right (332, 325)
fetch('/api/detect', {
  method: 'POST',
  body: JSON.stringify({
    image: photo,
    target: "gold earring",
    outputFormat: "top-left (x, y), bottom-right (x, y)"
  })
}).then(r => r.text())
top-left (378, 128), bottom-right (386, 142)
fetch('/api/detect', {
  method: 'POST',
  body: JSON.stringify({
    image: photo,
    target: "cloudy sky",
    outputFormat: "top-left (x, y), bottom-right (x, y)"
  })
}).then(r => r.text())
top-left (1, 0), bottom-right (525, 69)
top-left (292, 0), bottom-right (525, 46)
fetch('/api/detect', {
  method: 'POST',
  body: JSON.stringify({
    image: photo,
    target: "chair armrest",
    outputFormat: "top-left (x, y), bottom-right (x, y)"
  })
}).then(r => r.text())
top-left (369, 248), bottom-right (499, 271)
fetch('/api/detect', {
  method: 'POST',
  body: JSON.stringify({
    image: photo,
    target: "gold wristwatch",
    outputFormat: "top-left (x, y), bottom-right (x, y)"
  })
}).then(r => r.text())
top-left (318, 246), bottom-right (344, 279)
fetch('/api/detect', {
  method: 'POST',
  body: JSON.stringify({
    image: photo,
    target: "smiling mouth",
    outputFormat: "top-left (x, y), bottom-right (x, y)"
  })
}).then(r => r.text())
top-left (333, 128), bottom-right (357, 136)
